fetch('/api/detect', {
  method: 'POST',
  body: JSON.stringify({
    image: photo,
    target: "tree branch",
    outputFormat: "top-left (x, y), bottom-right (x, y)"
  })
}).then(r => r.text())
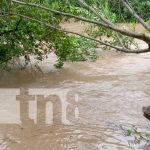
top-left (11, 0), bottom-right (150, 44)
top-left (77, 0), bottom-right (127, 49)
top-left (12, 13), bottom-right (150, 54)
top-left (121, 0), bottom-right (150, 32)
top-left (77, 0), bottom-right (113, 25)
top-left (0, 14), bottom-right (10, 17)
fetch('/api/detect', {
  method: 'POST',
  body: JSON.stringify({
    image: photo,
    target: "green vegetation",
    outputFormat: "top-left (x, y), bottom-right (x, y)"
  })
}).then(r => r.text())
top-left (0, 0), bottom-right (150, 70)
top-left (70, 0), bottom-right (150, 22)
top-left (0, 0), bottom-right (97, 70)
top-left (120, 125), bottom-right (150, 145)
top-left (109, 0), bottom-right (150, 22)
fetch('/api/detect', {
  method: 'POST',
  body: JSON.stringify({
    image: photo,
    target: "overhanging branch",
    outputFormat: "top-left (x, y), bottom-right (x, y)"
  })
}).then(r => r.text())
top-left (13, 13), bottom-right (150, 54)
top-left (122, 0), bottom-right (150, 32)
top-left (77, 0), bottom-right (113, 25)
top-left (11, 0), bottom-right (150, 44)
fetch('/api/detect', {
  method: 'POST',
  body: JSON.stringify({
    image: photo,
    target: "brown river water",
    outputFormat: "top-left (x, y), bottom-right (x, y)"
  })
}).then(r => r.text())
top-left (0, 23), bottom-right (150, 150)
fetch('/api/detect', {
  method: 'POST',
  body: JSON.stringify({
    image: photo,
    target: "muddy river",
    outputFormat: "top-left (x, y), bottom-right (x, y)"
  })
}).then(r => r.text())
top-left (0, 23), bottom-right (150, 150)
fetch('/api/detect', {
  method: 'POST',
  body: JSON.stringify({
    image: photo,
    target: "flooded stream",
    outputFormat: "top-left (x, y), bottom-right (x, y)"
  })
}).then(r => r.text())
top-left (0, 23), bottom-right (150, 150)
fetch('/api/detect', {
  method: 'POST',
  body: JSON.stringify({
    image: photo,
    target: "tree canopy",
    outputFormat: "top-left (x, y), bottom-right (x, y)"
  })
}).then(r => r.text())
top-left (0, 0), bottom-right (150, 70)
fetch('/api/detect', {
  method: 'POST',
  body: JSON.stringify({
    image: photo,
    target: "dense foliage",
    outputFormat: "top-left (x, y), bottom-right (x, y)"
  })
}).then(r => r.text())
top-left (108, 0), bottom-right (150, 22)
top-left (0, 0), bottom-right (149, 70)
top-left (0, 0), bottom-right (97, 70)
top-left (70, 0), bottom-right (150, 22)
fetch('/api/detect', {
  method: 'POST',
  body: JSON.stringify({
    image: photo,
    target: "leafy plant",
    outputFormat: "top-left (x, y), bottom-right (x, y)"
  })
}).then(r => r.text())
top-left (0, 0), bottom-right (97, 70)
